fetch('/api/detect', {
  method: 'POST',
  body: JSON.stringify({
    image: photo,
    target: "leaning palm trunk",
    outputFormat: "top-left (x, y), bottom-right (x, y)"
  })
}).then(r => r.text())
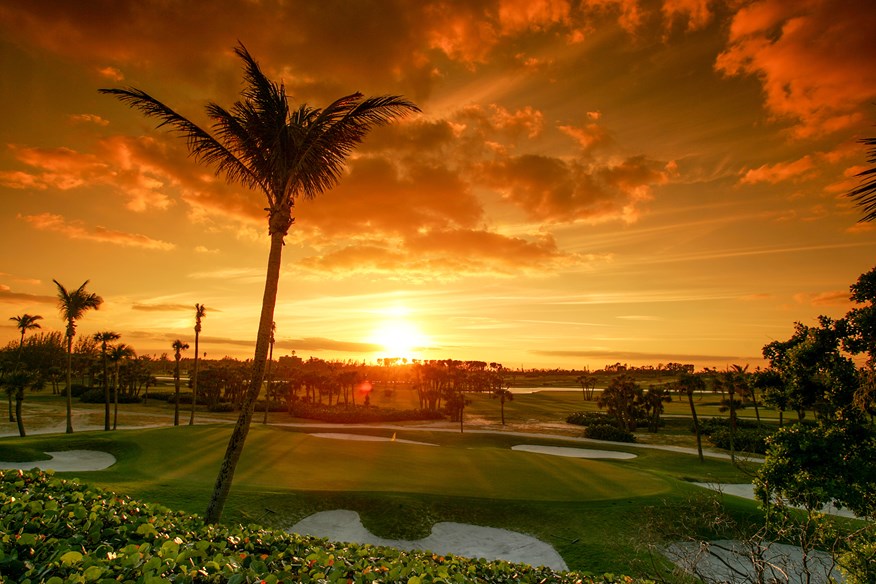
top-left (190, 334), bottom-right (199, 425)
top-left (205, 230), bottom-right (283, 523)
top-left (15, 391), bottom-right (25, 437)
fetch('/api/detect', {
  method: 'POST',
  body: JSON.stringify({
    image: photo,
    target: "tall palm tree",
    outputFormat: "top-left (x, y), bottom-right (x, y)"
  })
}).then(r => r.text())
top-left (190, 303), bottom-right (206, 425)
top-left (847, 136), bottom-right (876, 221)
top-left (109, 343), bottom-right (135, 430)
top-left (53, 280), bottom-right (103, 433)
top-left (101, 43), bottom-right (419, 523)
top-left (8, 314), bottom-right (42, 421)
top-left (93, 331), bottom-right (121, 431)
top-left (171, 339), bottom-right (189, 426)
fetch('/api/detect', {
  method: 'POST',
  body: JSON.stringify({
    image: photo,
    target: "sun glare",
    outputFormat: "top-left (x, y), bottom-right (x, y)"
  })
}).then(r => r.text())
top-left (370, 319), bottom-right (427, 360)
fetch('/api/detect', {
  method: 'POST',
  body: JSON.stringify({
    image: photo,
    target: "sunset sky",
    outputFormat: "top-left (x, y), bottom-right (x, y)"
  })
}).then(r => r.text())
top-left (1, 0), bottom-right (875, 371)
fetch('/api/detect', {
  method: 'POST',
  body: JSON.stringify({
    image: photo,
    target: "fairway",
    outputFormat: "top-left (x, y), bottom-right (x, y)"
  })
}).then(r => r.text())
top-left (11, 425), bottom-right (669, 502)
top-left (0, 422), bottom-right (758, 574)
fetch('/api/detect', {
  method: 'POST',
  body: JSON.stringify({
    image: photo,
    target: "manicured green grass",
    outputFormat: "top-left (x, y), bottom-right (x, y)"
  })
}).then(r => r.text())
top-left (0, 423), bottom-right (758, 576)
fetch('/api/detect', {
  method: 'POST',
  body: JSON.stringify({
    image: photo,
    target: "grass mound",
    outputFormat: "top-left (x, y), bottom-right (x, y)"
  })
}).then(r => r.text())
top-left (0, 469), bottom-right (655, 583)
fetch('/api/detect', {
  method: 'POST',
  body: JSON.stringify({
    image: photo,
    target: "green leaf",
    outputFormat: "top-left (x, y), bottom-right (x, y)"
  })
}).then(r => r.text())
top-left (60, 550), bottom-right (84, 565)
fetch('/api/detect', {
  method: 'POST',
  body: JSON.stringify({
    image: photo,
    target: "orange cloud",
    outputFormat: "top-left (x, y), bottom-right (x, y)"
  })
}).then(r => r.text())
top-left (498, 0), bottom-right (572, 33)
top-left (479, 153), bottom-right (668, 223)
top-left (716, 0), bottom-right (876, 138)
top-left (21, 212), bottom-right (175, 250)
top-left (559, 122), bottom-right (613, 152)
top-left (661, 0), bottom-right (712, 31)
top-left (739, 155), bottom-right (816, 185)
top-left (298, 228), bottom-right (584, 282)
top-left (793, 290), bottom-right (852, 307)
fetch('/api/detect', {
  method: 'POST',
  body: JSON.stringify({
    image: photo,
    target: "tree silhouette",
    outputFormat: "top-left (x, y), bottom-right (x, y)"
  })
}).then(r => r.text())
top-left (109, 343), bottom-right (135, 429)
top-left (263, 321), bottom-right (275, 424)
top-left (674, 372), bottom-right (706, 462)
top-left (93, 331), bottom-right (121, 431)
top-left (847, 136), bottom-right (876, 221)
top-left (190, 303), bottom-right (206, 425)
top-left (7, 313), bottom-right (41, 421)
top-left (101, 43), bottom-right (419, 523)
top-left (171, 339), bottom-right (189, 426)
top-left (53, 280), bottom-right (103, 433)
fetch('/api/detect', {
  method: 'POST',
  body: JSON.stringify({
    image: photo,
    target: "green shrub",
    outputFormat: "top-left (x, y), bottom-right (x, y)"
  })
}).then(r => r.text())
top-left (69, 383), bottom-right (89, 397)
top-left (78, 389), bottom-right (142, 405)
top-left (288, 402), bottom-right (443, 423)
top-left (709, 427), bottom-right (773, 454)
top-left (207, 401), bottom-right (235, 413)
top-left (584, 424), bottom-right (636, 443)
top-left (0, 469), bottom-right (653, 584)
top-left (566, 412), bottom-right (619, 427)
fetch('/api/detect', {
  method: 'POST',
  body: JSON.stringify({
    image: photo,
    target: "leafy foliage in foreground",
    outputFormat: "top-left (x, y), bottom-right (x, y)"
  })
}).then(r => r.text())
top-left (0, 469), bottom-right (653, 583)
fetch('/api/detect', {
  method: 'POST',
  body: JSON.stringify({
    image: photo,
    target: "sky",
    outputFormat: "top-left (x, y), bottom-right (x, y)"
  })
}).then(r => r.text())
top-left (1, 0), bottom-right (875, 371)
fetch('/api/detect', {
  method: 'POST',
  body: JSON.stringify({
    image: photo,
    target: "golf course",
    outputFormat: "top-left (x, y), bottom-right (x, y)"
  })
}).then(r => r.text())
top-left (0, 389), bottom-right (767, 579)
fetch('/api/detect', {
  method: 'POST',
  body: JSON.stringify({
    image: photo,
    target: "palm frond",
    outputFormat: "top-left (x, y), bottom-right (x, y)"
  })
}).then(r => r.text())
top-left (848, 137), bottom-right (876, 222)
top-left (99, 87), bottom-right (260, 195)
top-left (288, 93), bottom-right (420, 199)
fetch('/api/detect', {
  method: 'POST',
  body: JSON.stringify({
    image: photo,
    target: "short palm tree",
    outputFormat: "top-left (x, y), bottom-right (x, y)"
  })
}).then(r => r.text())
top-left (7, 313), bottom-right (41, 421)
top-left (102, 43), bottom-right (418, 523)
top-left (190, 303), bottom-right (206, 425)
top-left (109, 343), bottom-right (135, 430)
top-left (263, 321), bottom-right (276, 424)
top-left (10, 313), bottom-right (42, 360)
top-left (674, 372), bottom-right (706, 462)
top-left (848, 136), bottom-right (876, 221)
top-left (53, 280), bottom-right (103, 433)
top-left (93, 331), bottom-right (121, 431)
top-left (172, 339), bottom-right (189, 426)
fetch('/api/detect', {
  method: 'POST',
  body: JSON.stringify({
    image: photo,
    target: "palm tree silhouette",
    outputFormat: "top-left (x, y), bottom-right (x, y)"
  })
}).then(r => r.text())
top-left (101, 43), bottom-right (419, 523)
top-left (171, 339), bottom-right (189, 426)
top-left (7, 313), bottom-right (42, 421)
top-left (848, 137), bottom-right (876, 221)
top-left (109, 343), bottom-right (135, 430)
top-left (53, 280), bottom-right (103, 433)
top-left (263, 321), bottom-right (276, 425)
top-left (190, 303), bottom-right (206, 425)
top-left (93, 331), bottom-right (121, 431)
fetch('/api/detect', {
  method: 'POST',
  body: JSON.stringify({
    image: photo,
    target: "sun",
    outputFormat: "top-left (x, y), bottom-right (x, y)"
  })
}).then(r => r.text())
top-left (370, 319), bottom-right (427, 360)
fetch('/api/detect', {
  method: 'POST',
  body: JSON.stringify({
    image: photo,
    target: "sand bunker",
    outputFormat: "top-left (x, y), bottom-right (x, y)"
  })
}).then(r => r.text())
top-left (694, 483), bottom-right (858, 518)
top-left (512, 444), bottom-right (636, 459)
top-left (309, 433), bottom-right (437, 446)
top-left (0, 450), bottom-right (116, 472)
top-left (289, 509), bottom-right (567, 571)
top-left (664, 539), bottom-right (843, 583)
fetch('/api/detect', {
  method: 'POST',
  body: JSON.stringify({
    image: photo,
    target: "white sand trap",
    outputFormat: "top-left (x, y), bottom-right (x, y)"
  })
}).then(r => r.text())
top-left (0, 450), bottom-right (116, 472)
top-left (289, 509), bottom-right (567, 571)
top-left (664, 539), bottom-right (843, 583)
top-left (309, 433), bottom-right (437, 446)
top-left (694, 483), bottom-right (858, 518)
top-left (512, 444), bottom-right (636, 459)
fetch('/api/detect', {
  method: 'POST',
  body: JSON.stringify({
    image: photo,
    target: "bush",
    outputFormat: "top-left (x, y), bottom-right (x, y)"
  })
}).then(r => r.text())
top-left (566, 412), bottom-right (620, 427)
top-left (78, 389), bottom-right (141, 405)
top-left (709, 427), bottom-right (773, 454)
top-left (254, 399), bottom-right (288, 413)
top-left (145, 390), bottom-right (176, 402)
top-left (287, 402), bottom-right (443, 423)
top-left (584, 424), bottom-right (636, 443)
top-left (69, 383), bottom-right (89, 397)
top-left (694, 417), bottom-right (761, 436)
top-left (0, 469), bottom-right (653, 584)
top-left (207, 401), bottom-right (235, 413)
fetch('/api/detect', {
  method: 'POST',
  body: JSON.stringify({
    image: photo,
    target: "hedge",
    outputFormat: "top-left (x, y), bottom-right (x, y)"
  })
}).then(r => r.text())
top-left (0, 469), bottom-right (654, 584)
